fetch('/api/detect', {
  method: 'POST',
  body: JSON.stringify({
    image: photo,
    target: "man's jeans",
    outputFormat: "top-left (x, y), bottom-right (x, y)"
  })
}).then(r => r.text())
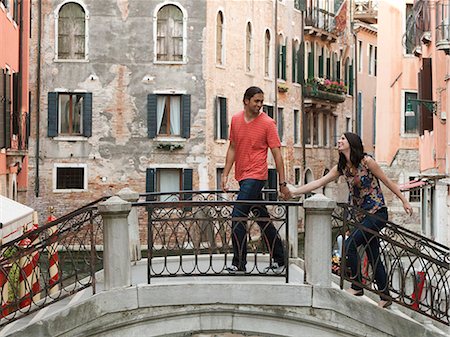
top-left (345, 207), bottom-right (389, 298)
top-left (231, 179), bottom-right (285, 270)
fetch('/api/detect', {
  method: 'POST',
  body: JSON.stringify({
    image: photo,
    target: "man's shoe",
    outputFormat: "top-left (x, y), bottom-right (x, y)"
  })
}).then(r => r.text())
top-left (226, 265), bottom-right (246, 274)
top-left (264, 262), bottom-right (285, 273)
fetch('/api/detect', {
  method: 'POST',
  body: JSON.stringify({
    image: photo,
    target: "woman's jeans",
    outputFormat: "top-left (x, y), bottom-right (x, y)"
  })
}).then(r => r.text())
top-left (231, 179), bottom-right (285, 270)
top-left (344, 207), bottom-right (389, 298)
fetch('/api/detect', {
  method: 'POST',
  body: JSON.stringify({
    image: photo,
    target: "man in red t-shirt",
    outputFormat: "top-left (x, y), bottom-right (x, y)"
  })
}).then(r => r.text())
top-left (221, 86), bottom-right (291, 273)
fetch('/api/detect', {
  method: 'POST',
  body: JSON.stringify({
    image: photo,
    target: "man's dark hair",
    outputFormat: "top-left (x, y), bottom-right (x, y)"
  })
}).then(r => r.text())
top-left (243, 86), bottom-right (264, 102)
top-left (337, 132), bottom-right (366, 174)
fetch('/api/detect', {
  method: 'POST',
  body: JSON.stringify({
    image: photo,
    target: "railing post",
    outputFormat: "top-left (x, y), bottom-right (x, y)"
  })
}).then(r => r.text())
top-left (288, 205), bottom-right (299, 258)
top-left (98, 196), bottom-right (132, 290)
top-left (303, 194), bottom-right (336, 287)
top-left (117, 188), bottom-right (141, 262)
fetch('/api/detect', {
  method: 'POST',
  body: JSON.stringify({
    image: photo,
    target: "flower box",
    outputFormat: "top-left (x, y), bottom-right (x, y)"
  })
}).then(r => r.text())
top-left (303, 85), bottom-right (346, 103)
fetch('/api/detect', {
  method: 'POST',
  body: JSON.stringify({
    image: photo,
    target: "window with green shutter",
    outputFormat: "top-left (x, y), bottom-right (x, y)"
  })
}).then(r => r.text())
top-left (47, 92), bottom-right (92, 137)
top-left (147, 94), bottom-right (191, 139)
top-left (215, 96), bottom-right (228, 140)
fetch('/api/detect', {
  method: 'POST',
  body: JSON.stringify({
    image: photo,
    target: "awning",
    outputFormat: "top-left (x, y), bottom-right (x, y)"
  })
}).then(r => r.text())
top-left (0, 195), bottom-right (34, 244)
top-left (398, 180), bottom-right (427, 192)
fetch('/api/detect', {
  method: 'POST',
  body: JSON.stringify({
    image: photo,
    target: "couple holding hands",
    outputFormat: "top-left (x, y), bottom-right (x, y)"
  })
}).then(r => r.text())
top-left (221, 86), bottom-right (412, 308)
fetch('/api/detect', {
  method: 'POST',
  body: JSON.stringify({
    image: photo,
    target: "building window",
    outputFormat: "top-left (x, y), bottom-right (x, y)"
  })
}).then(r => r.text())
top-left (313, 113), bottom-right (319, 146)
top-left (264, 29), bottom-right (271, 77)
top-left (246, 22), bottom-right (253, 72)
top-left (47, 92), bottom-right (92, 137)
top-left (0, 69), bottom-right (11, 149)
top-left (305, 111), bottom-right (312, 145)
top-left (373, 96), bottom-right (377, 144)
top-left (409, 177), bottom-right (421, 202)
top-left (404, 92), bottom-right (419, 134)
top-left (278, 34), bottom-right (286, 80)
top-left (155, 4), bottom-right (184, 62)
top-left (216, 167), bottom-right (224, 190)
top-left (369, 44), bottom-right (377, 76)
top-left (147, 94), bottom-right (191, 138)
top-left (292, 39), bottom-right (301, 84)
top-left (294, 109), bottom-right (300, 144)
top-left (54, 164), bottom-right (87, 191)
top-left (57, 2), bottom-right (87, 60)
top-left (307, 42), bottom-right (315, 79)
top-left (277, 107), bottom-right (284, 141)
top-left (332, 115), bottom-right (338, 146)
top-left (263, 104), bottom-right (274, 119)
top-left (294, 168), bottom-right (301, 185)
top-left (216, 11), bottom-right (224, 65)
top-left (346, 117), bottom-right (351, 132)
top-left (358, 40), bottom-right (363, 73)
top-left (146, 168), bottom-right (193, 201)
top-left (323, 114), bottom-right (329, 147)
top-left (405, 3), bottom-right (414, 55)
top-left (215, 96), bottom-right (228, 140)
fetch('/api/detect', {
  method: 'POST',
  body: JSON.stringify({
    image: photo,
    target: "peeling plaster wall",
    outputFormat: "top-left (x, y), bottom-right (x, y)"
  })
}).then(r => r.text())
top-left (27, 0), bottom-right (207, 219)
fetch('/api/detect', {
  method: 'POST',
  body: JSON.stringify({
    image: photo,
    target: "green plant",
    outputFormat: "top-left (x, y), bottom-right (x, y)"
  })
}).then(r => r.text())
top-left (156, 142), bottom-right (184, 151)
top-left (306, 77), bottom-right (347, 94)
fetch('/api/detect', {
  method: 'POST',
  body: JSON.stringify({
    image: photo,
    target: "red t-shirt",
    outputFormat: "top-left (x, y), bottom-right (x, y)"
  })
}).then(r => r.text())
top-left (229, 111), bottom-right (281, 182)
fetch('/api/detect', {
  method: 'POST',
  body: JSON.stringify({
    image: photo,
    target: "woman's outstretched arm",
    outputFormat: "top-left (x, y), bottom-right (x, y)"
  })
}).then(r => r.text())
top-left (364, 156), bottom-right (413, 215)
top-left (288, 165), bottom-right (340, 197)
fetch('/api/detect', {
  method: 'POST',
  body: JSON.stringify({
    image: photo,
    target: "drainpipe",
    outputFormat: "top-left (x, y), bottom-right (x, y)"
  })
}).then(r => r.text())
top-left (351, 0), bottom-right (358, 133)
top-left (35, 0), bottom-right (42, 197)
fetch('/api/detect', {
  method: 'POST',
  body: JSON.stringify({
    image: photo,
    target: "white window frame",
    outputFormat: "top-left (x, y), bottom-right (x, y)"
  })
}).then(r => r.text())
top-left (401, 90), bottom-right (419, 137)
top-left (53, 163), bottom-right (88, 192)
top-left (264, 28), bottom-right (272, 79)
top-left (54, 0), bottom-right (90, 62)
top-left (153, 1), bottom-right (188, 64)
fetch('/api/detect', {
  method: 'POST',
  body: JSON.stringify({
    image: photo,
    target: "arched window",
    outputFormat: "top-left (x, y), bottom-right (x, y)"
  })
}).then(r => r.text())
top-left (57, 2), bottom-right (86, 60)
top-left (216, 11), bottom-right (224, 65)
top-left (292, 39), bottom-right (301, 84)
top-left (156, 4), bottom-right (184, 62)
top-left (246, 22), bottom-right (253, 72)
top-left (264, 29), bottom-right (271, 77)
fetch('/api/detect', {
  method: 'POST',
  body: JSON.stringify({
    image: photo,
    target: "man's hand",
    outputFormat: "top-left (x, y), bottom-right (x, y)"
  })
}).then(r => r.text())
top-left (221, 174), bottom-right (229, 192)
top-left (279, 184), bottom-right (292, 200)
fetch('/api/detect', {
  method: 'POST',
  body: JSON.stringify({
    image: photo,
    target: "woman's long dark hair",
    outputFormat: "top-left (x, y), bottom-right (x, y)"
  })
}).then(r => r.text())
top-left (337, 132), bottom-right (366, 174)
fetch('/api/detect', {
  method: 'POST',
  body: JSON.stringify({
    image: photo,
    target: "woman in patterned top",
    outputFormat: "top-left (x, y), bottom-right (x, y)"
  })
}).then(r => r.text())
top-left (288, 132), bottom-right (412, 308)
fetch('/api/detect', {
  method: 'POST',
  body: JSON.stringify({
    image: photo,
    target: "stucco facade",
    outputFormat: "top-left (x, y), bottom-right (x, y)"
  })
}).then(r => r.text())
top-left (376, 0), bottom-right (450, 245)
top-left (27, 0), bottom-right (356, 223)
top-left (0, 0), bottom-right (30, 202)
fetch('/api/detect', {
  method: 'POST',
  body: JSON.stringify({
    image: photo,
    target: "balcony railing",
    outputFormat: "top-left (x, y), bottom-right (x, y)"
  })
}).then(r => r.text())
top-left (305, 6), bottom-right (337, 41)
top-left (354, 0), bottom-right (378, 24)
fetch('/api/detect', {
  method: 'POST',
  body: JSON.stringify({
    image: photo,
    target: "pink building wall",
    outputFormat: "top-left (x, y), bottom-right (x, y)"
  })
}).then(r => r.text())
top-left (376, 0), bottom-right (420, 166)
top-left (0, 1), bottom-right (30, 200)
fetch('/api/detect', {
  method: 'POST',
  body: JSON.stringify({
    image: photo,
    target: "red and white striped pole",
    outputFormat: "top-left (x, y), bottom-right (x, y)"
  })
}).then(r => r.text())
top-left (47, 208), bottom-right (60, 295)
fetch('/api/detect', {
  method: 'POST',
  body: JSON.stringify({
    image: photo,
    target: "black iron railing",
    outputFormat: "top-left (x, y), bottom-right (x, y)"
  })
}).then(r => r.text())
top-left (139, 190), bottom-right (294, 283)
top-left (305, 6), bottom-right (336, 32)
top-left (332, 203), bottom-right (449, 325)
top-left (0, 198), bottom-right (106, 327)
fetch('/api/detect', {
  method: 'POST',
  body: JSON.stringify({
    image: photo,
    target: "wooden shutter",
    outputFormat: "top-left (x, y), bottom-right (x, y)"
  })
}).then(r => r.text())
top-left (146, 168), bottom-right (156, 201)
top-left (220, 97), bottom-right (227, 139)
top-left (318, 54), bottom-right (324, 78)
top-left (297, 47), bottom-right (303, 84)
top-left (181, 94), bottom-right (191, 138)
top-left (83, 93), bottom-right (92, 137)
top-left (349, 63), bottom-right (354, 96)
top-left (281, 45), bottom-right (287, 80)
top-left (0, 69), bottom-right (5, 148)
top-left (326, 57), bottom-right (331, 79)
top-left (5, 73), bottom-right (11, 148)
top-left (182, 168), bottom-right (193, 205)
top-left (292, 42), bottom-right (296, 83)
top-left (336, 60), bottom-right (341, 81)
top-left (308, 44), bottom-right (315, 78)
top-left (47, 92), bottom-right (58, 137)
top-left (147, 94), bottom-right (157, 138)
top-left (419, 58), bottom-right (433, 134)
top-left (214, 96), bottom-right (218, 140)
top-left (12, 73), bottom-right (19, 135)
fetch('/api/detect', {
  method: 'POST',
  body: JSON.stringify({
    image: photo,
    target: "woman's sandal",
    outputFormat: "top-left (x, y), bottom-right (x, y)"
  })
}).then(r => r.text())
top-left (346, 288), bottom-right (364, 296)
